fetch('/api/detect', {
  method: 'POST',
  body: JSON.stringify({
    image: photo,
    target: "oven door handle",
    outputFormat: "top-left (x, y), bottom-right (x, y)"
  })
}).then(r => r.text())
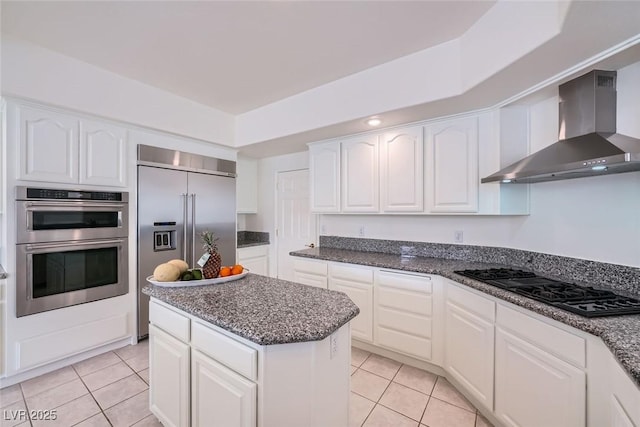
top-left (23, 239), bottom-right (126, 252)
top-left (24, 201), bottom-right (127, 209)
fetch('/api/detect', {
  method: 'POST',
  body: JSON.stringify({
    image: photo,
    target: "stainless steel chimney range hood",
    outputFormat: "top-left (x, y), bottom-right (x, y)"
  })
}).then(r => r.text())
top-left (482, 70), bottom-right (640, 184)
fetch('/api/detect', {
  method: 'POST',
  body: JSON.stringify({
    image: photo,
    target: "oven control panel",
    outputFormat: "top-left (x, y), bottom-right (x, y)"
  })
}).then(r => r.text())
top-left (18, 187), bottom-right (125, 201)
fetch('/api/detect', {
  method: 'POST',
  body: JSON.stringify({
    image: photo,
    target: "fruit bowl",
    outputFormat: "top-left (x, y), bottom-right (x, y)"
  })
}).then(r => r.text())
top-left (146, 269), bottom-right (250, 287)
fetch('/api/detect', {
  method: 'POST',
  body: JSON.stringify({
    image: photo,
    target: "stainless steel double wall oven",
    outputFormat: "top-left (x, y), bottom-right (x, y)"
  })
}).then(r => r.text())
top-left (15, 187), bottom-right (129, 317)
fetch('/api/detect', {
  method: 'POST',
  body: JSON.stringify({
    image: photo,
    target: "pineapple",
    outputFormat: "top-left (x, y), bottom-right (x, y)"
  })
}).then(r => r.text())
top-left (200, 230), bottom-right (222, 279)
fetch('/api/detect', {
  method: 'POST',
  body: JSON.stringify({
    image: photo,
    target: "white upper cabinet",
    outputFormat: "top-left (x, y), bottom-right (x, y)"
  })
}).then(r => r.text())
top-left (18, 105), bottom-right (79, 184)
top-left (341, 135), bottom-right (379, 212)
top-left (310, 142), bottom-right (341, 213)
top-left (426, 116), bottom-right (479, 213)
top-left (236, 155), bottom-right (258, 213)
top-left (14, 103), bottom-right (128, 187)
top-left (379, 127), bottom-right (424, 212)
top-left (79, 119), bottom-right (127, 187)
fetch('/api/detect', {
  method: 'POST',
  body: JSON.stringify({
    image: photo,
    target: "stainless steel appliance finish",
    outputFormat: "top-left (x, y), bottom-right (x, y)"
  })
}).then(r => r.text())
top-left (137, 145), bottom-right (236, 338)
top-left (483, 70), bottom-right (640, 183)
top-left (15, 187), bottom-right (129, 317)
top-left (16, 187), bottom-right (128, 244)
top-left (16, 238), bottom-right (128, 317)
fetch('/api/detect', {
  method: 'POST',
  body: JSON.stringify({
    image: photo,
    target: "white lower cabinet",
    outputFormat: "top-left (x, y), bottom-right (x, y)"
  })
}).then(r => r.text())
top-left (444, 283), bottom-right (495, 411)
top-left (374, 270), bottom-right (434, 361)
top-left (237, 246), bottom-right (269, 276)
top-left (293, 258), bottom-right (328, 289)
top-left (191, 349), bottom-right (256, 427)
top-left (495, 326), bottom-right (586, 427)
top-left (329, 264), bottom-right (373, 342)
top-left (149, 324), bottom-right (190, 427)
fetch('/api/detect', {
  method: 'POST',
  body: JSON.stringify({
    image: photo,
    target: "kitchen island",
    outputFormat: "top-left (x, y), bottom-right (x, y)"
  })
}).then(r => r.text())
top-left (143, 274), bottom-right (359, 427)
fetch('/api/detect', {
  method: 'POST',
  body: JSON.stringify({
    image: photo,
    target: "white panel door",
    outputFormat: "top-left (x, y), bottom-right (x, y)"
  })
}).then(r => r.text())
top-left (79, 119), bottom-right (127, 187)
top-left (426, 117), bottom-right (479, 212)
top-left (18, 105), bottom-right (79, 183)
top-left (444, 301), bottom-right (494, 411)
top-left (277, 169), bottom-right (316, 281)
top-left (341, 135), bottom-right (379, 212)
top-left (149, 324), bottom-right (190, 427)
top-left (495, 327), bottom-right (586, 427)
top-left (191, 349), bottom-right (257, 427)
top-left (309, 142), bottom-right (340, 212)
top-left (329, 279), bottom-right (373, 342)
top-left (380, 126), bottom-right (424, 212)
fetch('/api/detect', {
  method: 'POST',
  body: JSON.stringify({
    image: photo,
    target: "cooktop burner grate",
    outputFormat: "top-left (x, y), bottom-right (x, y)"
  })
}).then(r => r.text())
top-left (454, 268), bottom-right (640, 318)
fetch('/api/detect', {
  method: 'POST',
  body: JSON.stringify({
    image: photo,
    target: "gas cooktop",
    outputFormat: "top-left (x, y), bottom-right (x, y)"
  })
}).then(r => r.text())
top-left (454, 268), bottom-right (640, 318)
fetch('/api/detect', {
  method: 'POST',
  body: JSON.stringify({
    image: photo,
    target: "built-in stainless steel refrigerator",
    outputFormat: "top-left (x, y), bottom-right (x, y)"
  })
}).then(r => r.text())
top-left (137, 145), bottom-right (236, 338)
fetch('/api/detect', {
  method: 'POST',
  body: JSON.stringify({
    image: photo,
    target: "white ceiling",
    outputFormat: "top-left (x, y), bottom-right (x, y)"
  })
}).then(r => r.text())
top-left (1, 1), bottom-right (494, 114)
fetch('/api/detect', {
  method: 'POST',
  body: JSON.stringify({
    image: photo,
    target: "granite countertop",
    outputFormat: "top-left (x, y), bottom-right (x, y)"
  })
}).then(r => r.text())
top-left (143, 273), bottom-right (359, 346)
top-left (291, 247), bottom-right (640, 387)
top-left (237, 231), bottom-right (270, 249)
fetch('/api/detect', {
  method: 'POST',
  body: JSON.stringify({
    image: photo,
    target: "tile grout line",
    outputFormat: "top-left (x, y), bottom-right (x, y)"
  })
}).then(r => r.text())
top-left (70, 363), bottom-right (113, 427)
top-left (17, 380), bottom-right (33, 427)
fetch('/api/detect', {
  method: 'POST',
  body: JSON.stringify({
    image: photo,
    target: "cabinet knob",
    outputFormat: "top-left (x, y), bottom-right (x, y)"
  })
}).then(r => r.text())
top-left (305, 243), bottom-right (315, 248)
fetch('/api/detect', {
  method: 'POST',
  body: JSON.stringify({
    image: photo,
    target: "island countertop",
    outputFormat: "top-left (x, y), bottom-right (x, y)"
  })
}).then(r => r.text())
top-left (142, 273), bottom-right (359, 346)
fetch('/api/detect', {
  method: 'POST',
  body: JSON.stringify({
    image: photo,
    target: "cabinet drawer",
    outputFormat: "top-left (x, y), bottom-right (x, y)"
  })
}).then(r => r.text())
top-left (237, 245), bottom-right (268, 260)
top-left (377, 287), bottom-right (432, 316)
top-left (377, 307), bottom-right (431, 338)
top-left (497, 304), bottom-right (585, 368)
top-left (377, 270), bottom-right (432, 293)
top-left (149, 300), bottom-right (190, 342)
top-left (329, 263), bottom-right (373, 284)
top-left (293, 258), bottom-right (327, 276)
top-left (191, 321), bottom-right (258, 381)
top-left (377, 327), bottom-right (432, 360)
top-left (446, 282), bottom-right (495, 321)
top-left (293, 272), bottom-right (327, 289)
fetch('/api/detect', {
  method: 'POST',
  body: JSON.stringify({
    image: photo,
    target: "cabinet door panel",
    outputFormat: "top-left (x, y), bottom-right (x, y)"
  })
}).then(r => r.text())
top-left (341, 136), bottom-right (379, 212)
top-left (310, 143), bottom-right (340, 212)
top-left (240, 256), bottom-right (268, 276)
top-left (426, 117), bottom-right (479, 212)
top-left (329, 279), bottom-right (372, 342)
top-left (192, 350), bottom-right (257, 427)
top-left (79, 119), bottom-right (127, 187)
top-left (444, 301), bottom-right (494, 411)
top-left (149, 324), bottom-right (190, 427)
top-left (495, 327), bottom-right (586, 427)
top-left (18, 106), bottom-right (79, 183)
top-left (380, 127), bottom-right (424, 212)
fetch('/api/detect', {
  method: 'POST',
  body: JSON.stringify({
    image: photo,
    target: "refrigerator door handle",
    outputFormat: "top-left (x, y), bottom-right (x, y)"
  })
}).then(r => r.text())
top-left (182, 193), bottom-right (188, 261)
top-left (191, 193), bottom-right (197, 266)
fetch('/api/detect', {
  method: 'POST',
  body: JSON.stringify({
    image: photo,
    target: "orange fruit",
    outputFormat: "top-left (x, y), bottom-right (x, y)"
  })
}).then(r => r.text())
top-left (231, 264), bottom-right (244, 275)
top-left (219, 267), bottom-right (232, 277)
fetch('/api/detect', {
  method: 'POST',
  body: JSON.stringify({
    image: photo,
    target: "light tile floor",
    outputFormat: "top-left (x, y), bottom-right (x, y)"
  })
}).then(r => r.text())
top-left (350, 347), bottom-right (493, 427)
top-left (2, 341), bottom-right (493, 427)
top-left (0, 340), bottom-right (160, 427)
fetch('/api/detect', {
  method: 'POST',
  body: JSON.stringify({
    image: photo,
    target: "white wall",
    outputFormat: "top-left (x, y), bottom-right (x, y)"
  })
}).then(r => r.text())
top-left (246, 152), bottom-right (309, 276)
top-left (1, 36), bottom-right (235, 145)
top-left (319, 61), bottom-right (640, 268)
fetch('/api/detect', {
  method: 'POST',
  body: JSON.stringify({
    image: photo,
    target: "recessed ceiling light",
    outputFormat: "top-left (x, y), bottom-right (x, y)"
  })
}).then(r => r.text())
top-left (366, 117), bottom-right (382, 127)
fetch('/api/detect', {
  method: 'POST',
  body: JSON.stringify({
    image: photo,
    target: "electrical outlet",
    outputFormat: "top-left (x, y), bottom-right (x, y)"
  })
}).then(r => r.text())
top-left (330, 333), bottom-right (338, 359)
top-left (454, 230), bottom-right (464, 243)
top-left (358, 226), bottom-right (365, 237)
